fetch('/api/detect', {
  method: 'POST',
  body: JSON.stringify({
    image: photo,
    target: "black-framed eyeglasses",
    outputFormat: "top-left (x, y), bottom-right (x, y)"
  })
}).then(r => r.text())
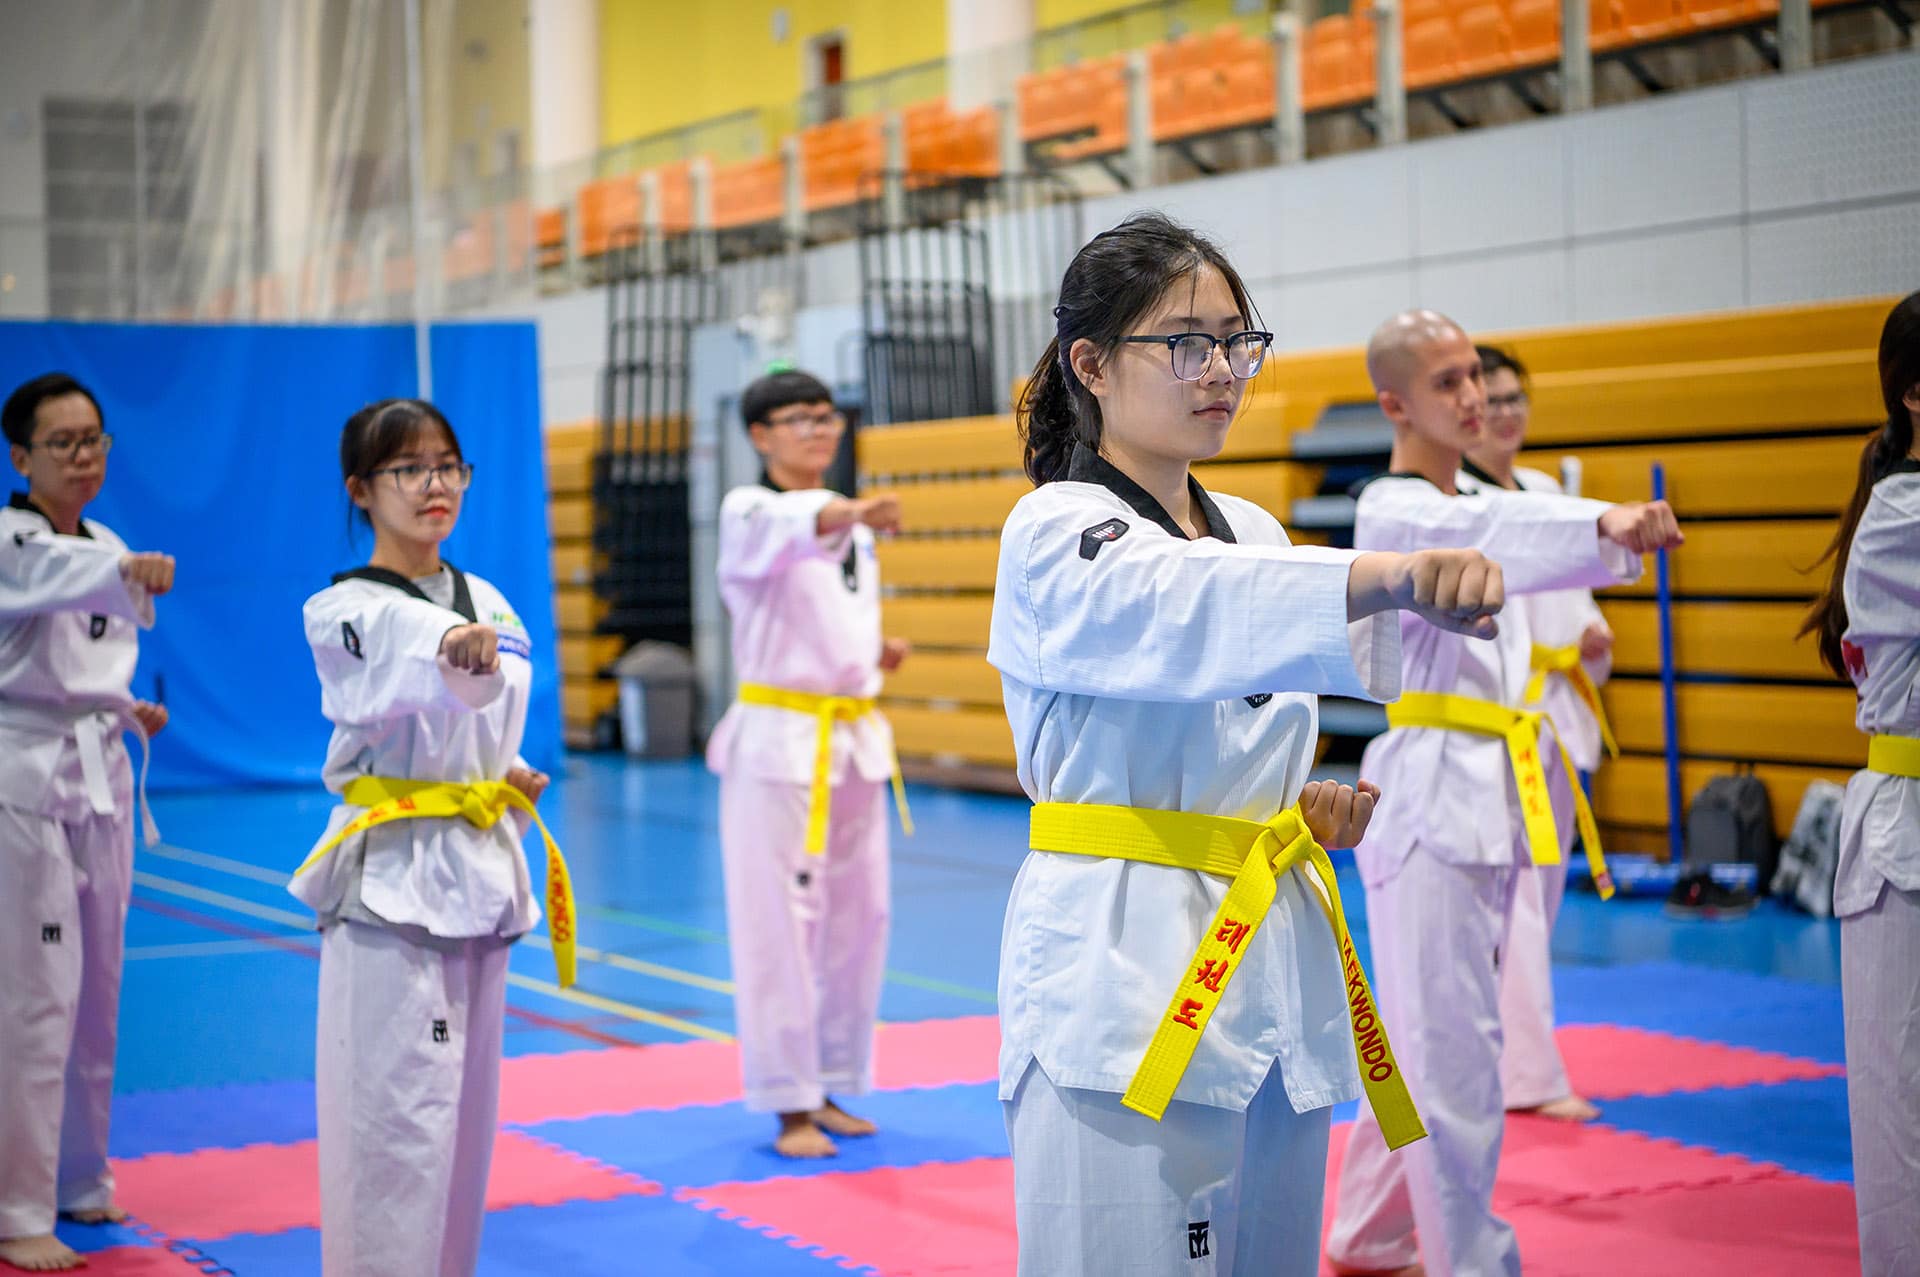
top-left (23, 431), bottom-right (113, 461)
top-left (1120, 331), bottom-right (1273, 382)
top-left (1487, 391), bottom-right (1529, 415)
top-left (763, 408), bottom-right (846, 438)
top-left (368, 461), bottom-right (474, 495)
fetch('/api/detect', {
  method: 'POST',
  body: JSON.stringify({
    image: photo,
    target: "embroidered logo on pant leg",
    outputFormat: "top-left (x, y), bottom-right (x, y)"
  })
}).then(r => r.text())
top-left (432, 1018), bottom-right (449, 1043)
top-left (1187, 1221), bottom-right (1210, 1258)
top-left (42, 923), bottom-right (62, 943)
top-left (89, 615), bottom-right (108, 639)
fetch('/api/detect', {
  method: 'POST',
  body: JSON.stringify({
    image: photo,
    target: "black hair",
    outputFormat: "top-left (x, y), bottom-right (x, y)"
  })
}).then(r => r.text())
top-left (339, 398), bottom-right (463, 527)
top-left (1018, 212), bottom-right (1258, 485)
top-left (1801, 290), bottom-right (1920, 680)
top-left (1475, 344), bottom-right (1529, 388)
top-left (3, 372), bottom-right (105, 448)
top-left (740, 370), bottom-right (834, 430)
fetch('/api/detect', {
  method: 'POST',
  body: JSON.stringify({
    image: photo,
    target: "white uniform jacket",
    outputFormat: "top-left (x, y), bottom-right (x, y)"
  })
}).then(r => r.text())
top-left (1352, 473), bottom-right (1639, 885)
top-left (705, 478), bottom-right (895, 787)
top-left (290, 565), bottom-right (540, 941)
top-left (0, 492), bottom-right (153, 825)
top-left (1835, 462), bottom-right (1920, 917)
top-left (1463, 463), bottom-right (1613, 773)
top-left (988, 445), bottom-right (1402, 1115)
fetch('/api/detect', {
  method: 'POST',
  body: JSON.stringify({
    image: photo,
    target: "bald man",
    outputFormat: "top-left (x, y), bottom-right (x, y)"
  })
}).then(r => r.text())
top-left (1325, 312), bottom-right (1682, 1277)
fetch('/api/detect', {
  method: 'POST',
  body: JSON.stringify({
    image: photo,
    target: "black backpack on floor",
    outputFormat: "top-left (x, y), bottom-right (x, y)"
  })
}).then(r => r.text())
top-left (1684, 770), bottom-right (1778, 892)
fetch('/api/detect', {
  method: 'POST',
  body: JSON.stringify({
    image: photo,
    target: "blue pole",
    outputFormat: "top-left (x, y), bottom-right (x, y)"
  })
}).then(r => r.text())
top-left (1653, 463), bottom-right (1684, 867)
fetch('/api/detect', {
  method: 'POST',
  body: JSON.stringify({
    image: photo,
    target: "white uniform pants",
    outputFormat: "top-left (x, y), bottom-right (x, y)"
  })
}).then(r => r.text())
top-left (316, 921), bottom-right (509, 1277)
top-left (0, 798), bottom-right (132, 1239)
top-left (1328, 849), bottom-right (1521, 1277)
top-left (1841, 881), bottom-right (1920, 1277)
top-left (1496, 858), bottom-right (1571, 1109)
top-left (719, 772), bottom-right (890, 1113)
top-left (1003, 1058), bottom-right (1332, 1276)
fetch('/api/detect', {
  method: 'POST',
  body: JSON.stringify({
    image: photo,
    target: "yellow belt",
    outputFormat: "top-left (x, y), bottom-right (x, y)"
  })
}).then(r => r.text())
top-left (296, 777), bottom-right (578, 988)
top-left (1868, 734), bottom-right (1920, 779)
top-left (1526, 643), bottom-right (1620, 760)
top-left (1386, 691), bottom-right (1614, 899)
top-left (737, 683), bottom-right (913, 855)
top-left (1028, 801), bottom-right (1428, 1150)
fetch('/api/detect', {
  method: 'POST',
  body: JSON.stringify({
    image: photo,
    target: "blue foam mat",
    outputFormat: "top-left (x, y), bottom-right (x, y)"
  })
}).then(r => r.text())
top-left (1551, 961), bottom-right (1847, 1064)
top-left (110, 1079), bottom-right (318, 1158)
top-left (1595, 1076), bottom-right (1856, 1184)
top-left (53, 1219), bottom-right (154, 1255)
top-left (517, 1083), bottom-right (1010, 1189)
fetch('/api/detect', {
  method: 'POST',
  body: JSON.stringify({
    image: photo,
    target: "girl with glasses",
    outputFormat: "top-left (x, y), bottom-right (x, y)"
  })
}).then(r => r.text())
top-left (0, 372), bottom-right (171, 1275)
top-left (291, 398), bottom-right (557, 1277)
top-left (989, 212), bottom-right (1511, 1275)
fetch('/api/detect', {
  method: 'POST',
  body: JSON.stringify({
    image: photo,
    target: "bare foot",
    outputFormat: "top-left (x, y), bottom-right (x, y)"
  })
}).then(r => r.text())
top-left (811, 1098), bottom-right (877, 1138)
top-left (0, 1234), bottom-right (87, 1271)
top-left (774, 1112), bottom-right (838, 1159)
top-left (58, 1207), bottom-right (126, 1226)
top-left (1529, 1094), bottom-right (1602, 1122)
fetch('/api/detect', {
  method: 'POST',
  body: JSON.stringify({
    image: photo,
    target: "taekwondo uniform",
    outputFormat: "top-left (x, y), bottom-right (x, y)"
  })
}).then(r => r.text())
top-left (706, 477), bottom-right (895, 1115)
top-left (291, 564), bottom-right (539, 1277)
top-left (1833, 459), bottom-right (1920, 1277)
top-left (988, 446), bottom-right (1404, 1276)
top-left (1328, 472), bottom-right (1638, 1277)
top-left (0, 492), bottom-right (156, 1241)
top-left (1463, 464), bottom-right (1615, 1111)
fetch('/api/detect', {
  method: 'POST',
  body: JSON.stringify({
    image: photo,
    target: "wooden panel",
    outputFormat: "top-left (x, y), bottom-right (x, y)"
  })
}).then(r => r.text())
top-left (1601, 678), bottom-right (1865, 767)
top-left (562, 677), bottom-right (619, 724)
top-left (1518, 435), bottom-right (1863, 516)
top-left (601, 417), bottom-right (690, 452)
top-left (1601, 600), bottom-right (1834, 681)
top-left (885, 702), bottom-right (1017, 766)
top-left (1600, 520), bottom-right (1833, 598)
top-left (1251, 347), bottom-right (1374, 400)
top-left (1493, 297), bottom-right (1893, 375)
top-left (860, 416), bottom-right (1020, 478)
top-left (882, 650), bottom-right (1002, 706)
top-left (1192, 460), bottom-right (1323, 519)
top-left (551, 542), bottom-right (594, 588)
top-left (559, 635), bottom-right (625, 679)
top-left (1524, 351), bottom-right (1883, 446)
top-left (1594, 753), bottom-right (1859, 840)
top-left (546, 446), bottom-right (595, 497)
top-left (883, 595), bottom-right (994, 649)
top-left (556, 585), bottom-right (608, 633)
top-left (877, 536), bottom-right (1000, 591)
top-left (549, 494), bottom-right (593, 540)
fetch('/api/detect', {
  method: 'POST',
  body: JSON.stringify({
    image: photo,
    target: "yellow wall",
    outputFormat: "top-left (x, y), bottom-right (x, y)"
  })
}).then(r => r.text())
top-left (1036, 0), bottom-right (1253, 29)
top-left (600, 0), bottom-right (947, 146)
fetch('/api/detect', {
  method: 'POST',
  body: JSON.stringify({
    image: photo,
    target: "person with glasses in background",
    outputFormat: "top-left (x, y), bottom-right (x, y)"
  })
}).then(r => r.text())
top-left (705, 370), bottom-right (913, 1159)
top-left (1462, 344), bottom-right (1610, 1125)
top-left (291, 399), bottom-right (561, 1277)
top-left (1, 372), bottom-right (172, 1274)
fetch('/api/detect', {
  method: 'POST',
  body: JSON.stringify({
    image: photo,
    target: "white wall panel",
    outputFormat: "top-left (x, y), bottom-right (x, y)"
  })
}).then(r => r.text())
top-left (1570, 223), bottom-right (1747, 322)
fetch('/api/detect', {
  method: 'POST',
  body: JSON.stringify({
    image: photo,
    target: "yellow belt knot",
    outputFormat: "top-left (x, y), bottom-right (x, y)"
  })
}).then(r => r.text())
top-left (737, 682), bottom-right (914, 855)
top-left (1028, 800), bottom-right (1427, 1150)
top-left (1387, 690), bottom-right (1614, 898)
top-left (295, 775), bottom-right (579, 988)
top-left (1526, 642), bottom-right (1619, 759)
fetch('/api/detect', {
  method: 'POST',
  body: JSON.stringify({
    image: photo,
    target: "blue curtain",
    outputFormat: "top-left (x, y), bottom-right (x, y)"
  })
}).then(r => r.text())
top-left (0, 320), bottom-right (558, 788)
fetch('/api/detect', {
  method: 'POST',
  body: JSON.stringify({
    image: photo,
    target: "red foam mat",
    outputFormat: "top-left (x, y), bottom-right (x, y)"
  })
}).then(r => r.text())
top-left (1556, 1024), bottom-right (1845, 1101)
top-left (112, 1131), bottom-right (654, 1241)
top-left (679, 1156), bottom-right (1016, 1277)
top-left (33, 1247), bottom-right (188, 1275)
top-left (497, 1015), bottom-right (1000, 1125)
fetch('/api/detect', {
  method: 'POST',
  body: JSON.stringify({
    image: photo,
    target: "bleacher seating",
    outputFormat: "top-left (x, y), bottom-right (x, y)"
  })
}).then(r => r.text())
top-left (856, 296), bottom-right (1894, 850)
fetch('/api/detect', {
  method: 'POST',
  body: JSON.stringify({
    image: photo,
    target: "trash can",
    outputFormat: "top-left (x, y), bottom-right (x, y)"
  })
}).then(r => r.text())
top-left (613, 642), bottom-right (697, 759)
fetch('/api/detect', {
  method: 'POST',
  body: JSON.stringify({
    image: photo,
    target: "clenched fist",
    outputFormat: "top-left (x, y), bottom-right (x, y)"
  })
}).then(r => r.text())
top-left (1394, 548), bottom-right (1505, 639)
top-left (1300, 779), bottom-right (1380, 851)
top-left (505, 764), bottom-right (550, 804)
top-left (440, 623), bottom-right (500, 674)
top-left (1597, 500), bottom-right (1683, 555)
top-left (130, 700), bottom-right (169, 739)
top-left (120, 552), bottom-right (175, 596)
top-left (879, 636), bottom-right (911, 673)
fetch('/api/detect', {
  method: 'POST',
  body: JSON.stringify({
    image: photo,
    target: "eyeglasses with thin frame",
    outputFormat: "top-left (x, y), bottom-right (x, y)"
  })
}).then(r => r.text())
top-left (23, 431), bottom-right (113, 461)
top-left (368, 460), bottom-right (475, 495)
top-left (1486, 391), bottom-right (1530, 416)
top-left (763, 408), bottom-right (846, 439)
top-left (1120, 331), bottom-right (1273, 382)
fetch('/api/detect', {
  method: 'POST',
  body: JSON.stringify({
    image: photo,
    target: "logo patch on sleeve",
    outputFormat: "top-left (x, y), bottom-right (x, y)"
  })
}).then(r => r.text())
top-left (341, 622), bottom-right (364, 660)
top-left (89, 615), bottom-right (108, 640)
top-left (1244, 693), bottom-right (1273, 708)
top-left (1078, 517), bottom-right (1129, 561)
